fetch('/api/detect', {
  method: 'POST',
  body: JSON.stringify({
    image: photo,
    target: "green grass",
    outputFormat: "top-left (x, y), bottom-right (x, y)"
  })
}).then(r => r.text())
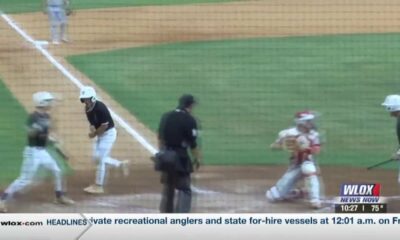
top-left (0, 0), bottom-right (237, 14)
top-left (68, 33), bottom-right (400, 168)
top-left (0, 78), bottom-right (71, 186)
top-left (0, 79), bottom-right (27, 185)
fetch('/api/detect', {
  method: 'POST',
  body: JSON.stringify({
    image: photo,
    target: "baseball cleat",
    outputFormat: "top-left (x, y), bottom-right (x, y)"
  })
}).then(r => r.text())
top-left (52, 41), bottom-right (61, 45)
top-left (0, 200), bottom-right (7, 213)
top-left (121, 160), bottom-right (130, 177)
top-left (84, 184), bottom-right (104, 194)
top-left (61, 38), bottom-right (69, 43)
top-left (55, 196), bottom-right (75, 205)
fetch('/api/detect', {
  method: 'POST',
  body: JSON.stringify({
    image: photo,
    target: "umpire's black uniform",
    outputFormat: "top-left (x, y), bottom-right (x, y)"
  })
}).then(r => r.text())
top-left (157, 94), bottom-right (199, 213)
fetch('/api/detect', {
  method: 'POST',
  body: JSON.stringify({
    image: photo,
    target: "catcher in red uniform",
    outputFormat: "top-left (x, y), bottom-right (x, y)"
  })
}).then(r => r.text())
top-left (266, 111), bottom-right (323, 209)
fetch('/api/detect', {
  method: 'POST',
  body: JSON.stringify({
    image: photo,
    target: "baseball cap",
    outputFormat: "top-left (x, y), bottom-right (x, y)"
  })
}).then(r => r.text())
top-left (178, 94), bottom-right (197, 108)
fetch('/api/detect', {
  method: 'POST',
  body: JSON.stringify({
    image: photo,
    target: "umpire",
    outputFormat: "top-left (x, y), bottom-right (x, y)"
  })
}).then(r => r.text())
top-left (157, 94), bottom-right (202, 213)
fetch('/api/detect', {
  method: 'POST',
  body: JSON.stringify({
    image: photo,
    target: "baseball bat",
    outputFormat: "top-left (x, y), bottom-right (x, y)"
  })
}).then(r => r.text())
top-left (366, 159), bottom-right (395, 170)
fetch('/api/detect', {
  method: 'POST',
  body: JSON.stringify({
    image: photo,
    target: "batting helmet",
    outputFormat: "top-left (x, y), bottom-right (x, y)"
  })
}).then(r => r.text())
top-left (382, 95), bottom-right (400, 112)
top-left (33, 91), bottom-right (54, 107)
top-left (79, 86), bottom-right (97, 103)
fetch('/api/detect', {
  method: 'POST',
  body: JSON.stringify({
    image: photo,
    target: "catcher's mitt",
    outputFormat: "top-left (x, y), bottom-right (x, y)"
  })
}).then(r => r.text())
top-left (282, 136), bottom-right (298, 152)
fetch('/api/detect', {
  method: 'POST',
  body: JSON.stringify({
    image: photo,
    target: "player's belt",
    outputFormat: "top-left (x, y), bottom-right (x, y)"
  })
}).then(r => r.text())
top-left (105, 126), bottom-right (115, 132)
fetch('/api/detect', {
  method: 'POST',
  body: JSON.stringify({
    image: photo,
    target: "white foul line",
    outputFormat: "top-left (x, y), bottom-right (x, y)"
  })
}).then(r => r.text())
top-left (0, 12), bottom-right (157, 155)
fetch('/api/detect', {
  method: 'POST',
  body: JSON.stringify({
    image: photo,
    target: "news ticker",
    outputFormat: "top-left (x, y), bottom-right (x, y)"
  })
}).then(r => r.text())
top-left (334, 183), bottom-right (387, 213)
top-left (1, 214), bottom-right (400, 240)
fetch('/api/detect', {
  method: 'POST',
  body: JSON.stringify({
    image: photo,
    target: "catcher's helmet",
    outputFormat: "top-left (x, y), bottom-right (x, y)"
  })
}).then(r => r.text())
top-left (80, 86), bottom-right (97, 103)
top-left (382, 95), bottom-right (400, 112)
top-left (294, 111), bottom-right (316, 124)
top-left (33, 91), bottom-right (54, 107)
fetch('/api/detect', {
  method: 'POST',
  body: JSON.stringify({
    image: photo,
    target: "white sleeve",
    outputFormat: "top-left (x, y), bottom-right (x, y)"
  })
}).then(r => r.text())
top-left (276, 129), bottom-right (288, 143)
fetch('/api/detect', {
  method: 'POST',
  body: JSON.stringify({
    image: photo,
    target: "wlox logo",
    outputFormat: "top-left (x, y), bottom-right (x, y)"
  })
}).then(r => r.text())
top-left (340, 183), bottom-right (381, 196)
top-left (338, 183), bottom-right (381, 203)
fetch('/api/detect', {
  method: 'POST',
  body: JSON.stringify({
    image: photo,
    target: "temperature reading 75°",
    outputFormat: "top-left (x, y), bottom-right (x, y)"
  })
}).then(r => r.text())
top-left (371, 205), bottom-right (383, 212)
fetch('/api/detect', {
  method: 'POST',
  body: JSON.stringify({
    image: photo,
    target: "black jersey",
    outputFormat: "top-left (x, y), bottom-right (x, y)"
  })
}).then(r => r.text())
top-left (85, 101), bottom-right (114, 130)
top-left (158, 108), bottom-right (198, 173)
top-left (158, 109), bottom-right (198, 150)
top-left (27, 111), bottom-right (50, 147)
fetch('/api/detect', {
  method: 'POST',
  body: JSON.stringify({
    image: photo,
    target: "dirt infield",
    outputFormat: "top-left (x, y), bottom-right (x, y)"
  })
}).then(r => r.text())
top-left (1, 0), bottom-right (400, 213)
top-left (4, 166), bottom-right (400, 213)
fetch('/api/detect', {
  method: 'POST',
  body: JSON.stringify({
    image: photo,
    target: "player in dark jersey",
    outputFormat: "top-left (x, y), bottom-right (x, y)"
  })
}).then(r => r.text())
top-left (79, 86), bottom-right (129, 194)
top-left (0, 92), bottom-right (74, 213)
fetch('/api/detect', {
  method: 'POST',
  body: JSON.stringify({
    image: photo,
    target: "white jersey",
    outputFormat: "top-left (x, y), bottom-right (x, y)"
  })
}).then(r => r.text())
top-left (276, 127), bottom-right (321, 164)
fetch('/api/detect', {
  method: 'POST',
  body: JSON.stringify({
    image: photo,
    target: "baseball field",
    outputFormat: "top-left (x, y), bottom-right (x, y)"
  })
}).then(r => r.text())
top-left (0, 0), bottom-right (400, 212)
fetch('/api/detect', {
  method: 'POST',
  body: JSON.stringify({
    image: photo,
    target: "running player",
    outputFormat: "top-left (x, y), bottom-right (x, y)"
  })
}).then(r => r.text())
top-left (79, 86), bottom-right (129, 194)
top-left (0, 92), bottom-right (74, 213)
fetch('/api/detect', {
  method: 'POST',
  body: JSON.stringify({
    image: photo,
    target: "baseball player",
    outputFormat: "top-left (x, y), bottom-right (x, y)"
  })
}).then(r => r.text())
top-left (43, 0), bottom-right (71, 44)
top-left (0, 92), bottom-right (74, 213)
top-left (381, 94), bottom-right (400, 184)
top-left (265, 111), bottom-right (323, 209)
top-left (79, 86), bottom-right (129, 194)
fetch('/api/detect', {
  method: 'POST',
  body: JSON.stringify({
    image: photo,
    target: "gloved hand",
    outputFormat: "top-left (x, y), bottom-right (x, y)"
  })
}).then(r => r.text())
top-left (282, 137), bottom-right (299, 152)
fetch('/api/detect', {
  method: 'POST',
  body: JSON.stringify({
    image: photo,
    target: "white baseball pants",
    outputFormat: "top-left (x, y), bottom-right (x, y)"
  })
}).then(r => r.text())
top-left (4, 146), bottom-right (63, 198)
top-left (266, 161), bottom-right (320, 202)
top-left (93, 128), bottom-right (123, 186)
top-left (48, 6), bottom-right (68, 42)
